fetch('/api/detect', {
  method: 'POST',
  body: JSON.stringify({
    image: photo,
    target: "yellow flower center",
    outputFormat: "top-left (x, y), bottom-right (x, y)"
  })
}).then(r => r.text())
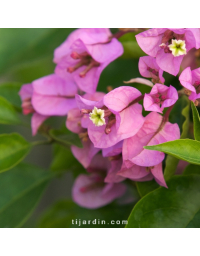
top-left (89, 107), bottom-right (106, 126)
top-left (168, 39), bottom-right (187, 57)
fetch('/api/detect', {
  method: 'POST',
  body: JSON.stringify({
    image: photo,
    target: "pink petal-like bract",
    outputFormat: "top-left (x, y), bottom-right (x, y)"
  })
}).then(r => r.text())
top-left (54, 28), bottom-right (123, 93)
top-left (136, 28), bottom-right (200, 76)
top-left (144, 83), bottom-right (178, 113)
top-left (123, 112), bottom-right (180, 167)
top-left (76, 86), bottom-right (144, 148)
top-left (32, 74), bottom-right (77, 116)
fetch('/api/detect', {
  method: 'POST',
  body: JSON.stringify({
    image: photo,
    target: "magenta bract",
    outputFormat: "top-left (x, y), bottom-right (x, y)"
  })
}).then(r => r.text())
top-left (136, 28), bottom-right (200, 76)
top-left (143, 83), bottom-right (178, 113)
top-left (76, 86), bottom-right (144, 148)
top-left (54, 28), bottom-right (123, 94)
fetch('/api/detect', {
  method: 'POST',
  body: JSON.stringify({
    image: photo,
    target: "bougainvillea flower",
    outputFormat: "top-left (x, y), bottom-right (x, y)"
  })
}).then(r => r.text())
top-left (104, 157), bottom-right (125, 183)
top-left (54, 29), bottom-right (111, 63)
top-left (176, 160), bottom-right (189, 175)
top-left (168, 39), bottom-right (186, 56)
top-left (19, 83), bottom-right (49, 136)
top-left (66, 92), bottom-right (106, 133)
top-left (72, 154), bottom-right (126, 209)
top-left (179, 66), bottom-right (200, 101)
top-left (188, 92), bottom-right (200, 103)
top-left (71, 140), bottom-right (100, 169)
top-left (76, 86), bottom-right (144, 148)
top-left (102, 141), bottom-right (123, 157)
top-left (118, 161), bottom-right (154, 181)
top-left (32, 74), bottom-right (77, 116)
top-left (66, 108), bottom-right (85, 134)
top-left (87, 153), bottom-right (125, 185)
top-left (118, 162), bottom-right (167, 188)
top-left (54, 28), bottom-right (123, 93)
top-left (181, 48), bottom-right (197, 70)
top-left (136, 28), bottom-right (200, 76)
top-left (143, 83), bottom-right (178, 113)
top-left (122, 112), bottom-right (180, 167)
top-left (139, 56), bottom-right (165, 83)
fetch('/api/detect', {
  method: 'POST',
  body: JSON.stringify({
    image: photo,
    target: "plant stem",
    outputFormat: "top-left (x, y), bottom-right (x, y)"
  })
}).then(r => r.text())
top-left (31, 139), bottom-right (53, 146)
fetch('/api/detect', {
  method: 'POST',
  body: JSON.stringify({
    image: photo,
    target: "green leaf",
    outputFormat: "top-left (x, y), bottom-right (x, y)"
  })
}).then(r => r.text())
top-left (49, 128), bottom-right (82, 148)
top-left (0, 96), bottom-right (20, 124)
top-left (0, 133), bottom-right (31, 173)
top-left (0, 82), bottom-right (22, 110)
top-left (145, 139), bottom-right (200, 165)
top-left (164, 96), bottom-right (190, 180)
top-left (164, 156), bottom-right (180, 181)
top-left (0, 162), bottom-right (53, 228)
top-left (51, 144), bottom-right (85, 177)
top-left (183, 164), bottom-right (200, 175)
top-left (121, 41), bottom-right (146, 59)
top-left (118, 32), bottom-right (146, 59)
top-left (0, 28), bottom-right (75, 81)
top-left (38, 200), bottom-right (133, 228)
top-left (169, 96), bottom-right (189, 135)
top-left (180, 97), bottom-right (190, 139)
top-left (126, 175), bottom-right (200, 228)
top-left (191, 101), bottom-right (200, 141)
top-left (136, 180), bottom-right (159, 197)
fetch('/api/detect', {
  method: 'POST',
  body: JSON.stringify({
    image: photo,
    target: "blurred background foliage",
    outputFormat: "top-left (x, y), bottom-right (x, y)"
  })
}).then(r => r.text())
top-left (0, 28), bottom-right (188, 228)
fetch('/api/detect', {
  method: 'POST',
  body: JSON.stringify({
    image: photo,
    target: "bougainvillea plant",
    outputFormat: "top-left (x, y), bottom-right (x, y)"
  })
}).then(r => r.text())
top-left (1, 28), bottom-right (200, 228)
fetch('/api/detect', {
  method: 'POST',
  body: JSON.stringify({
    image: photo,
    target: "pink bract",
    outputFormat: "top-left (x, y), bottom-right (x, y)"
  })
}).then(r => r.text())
top-left (136, 28), bottom-right (200, 76)
top-left (179, 67), bottom-right (200, 102)
top-left (32, 74), bottom-right (77, 116)
top-left (71, 140), bottom-right (100, 169)
top-left (19, 83), bottom-right (49, 136)
top-left (54, 28), bottom-right (123, 94)
top-left (72, 154), bottom-right (126, 209)
top-left (122, 112), bottom-right (180, 167)
top-left (143, 83), bottom-right (178, 113)
top-left (76, 86), bottom-right (144, 148)
top-left (118, 162), bottom-right (167, 188)
top-left (139, 56), bottom-right (165, 83)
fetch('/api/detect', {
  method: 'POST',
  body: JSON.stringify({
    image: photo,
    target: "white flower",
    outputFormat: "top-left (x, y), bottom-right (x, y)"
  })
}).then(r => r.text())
top-left (168, 39), bottom-right (187, 57)
top-left (89, 107), bottom-right (106, 126)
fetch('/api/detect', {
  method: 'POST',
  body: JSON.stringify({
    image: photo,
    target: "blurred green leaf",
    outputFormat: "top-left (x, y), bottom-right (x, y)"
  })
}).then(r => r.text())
top-left (169, 96), bottom-right (190, 135)
top-left (51, 144), bottom-right (85, 178)
top-left (0, 28), bottom-right (75, 83)
top-left (145, 139), bottom-right (200, 165)
top-left (164, 96), bottom-right (190, 180)
top-left (164, 156), bottom-right (180, 180)
top-left (0, 162), bottom-right (53, 228)
top-left (179, 98), bottom-right (190, 139)
top-left (0, 133), bottom-right (31, 173)
top-left (49, 127), bottom-right (82, 148)
top-left (0, 96), bottom-right (20, 124)
top-left (98, 58), bottom-right (141, 92)
top-left (136, 180), bottom-right (159, 197)
top-left (121, 41), bottom-right (146, 59)
top-left (118, 33), bottom-right (146, 59)
top-left (0, 29), bottom-right (73, 75)
top-left (7, 56), bottom-right (56, 84)
top-left (127, 175), bottom-right (200, 228)
top-left (0, 82), bottom-right (22, 110)
top-left (119, 32), bottom-right (137, 42)
top-left (183, 164), bottom-right (200, 175)
top-left (38, 200), bottom-right (133, 228)
top-left (191, 101), bottom-right (200, 141)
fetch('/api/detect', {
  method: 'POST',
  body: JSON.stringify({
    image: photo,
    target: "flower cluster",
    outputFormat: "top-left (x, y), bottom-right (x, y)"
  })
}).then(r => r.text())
top-left (19, 28), bottom-right (200, 209)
